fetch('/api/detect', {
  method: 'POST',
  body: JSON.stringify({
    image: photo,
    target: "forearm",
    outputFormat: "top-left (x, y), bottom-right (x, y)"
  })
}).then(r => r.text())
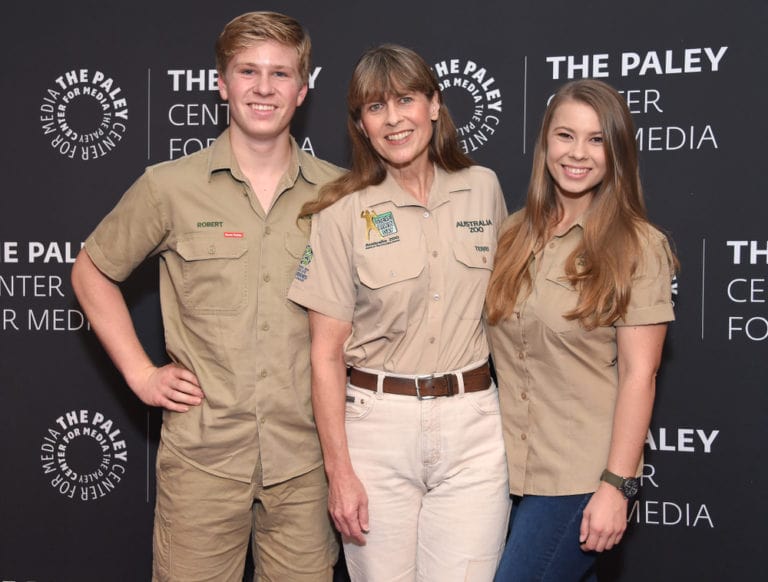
top-left (580, 366), bottom-right (655, 550)
top-left (605, 373), bottom-right (655, 477)
top-left (307, 311), bottom-right (370, 540)
top-left (311, 350), bottom-right (354, 478)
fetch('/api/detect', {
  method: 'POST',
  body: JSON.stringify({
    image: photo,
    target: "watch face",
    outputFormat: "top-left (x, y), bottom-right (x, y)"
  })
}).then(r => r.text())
top-left (622, 477), bottom-right (640, 498)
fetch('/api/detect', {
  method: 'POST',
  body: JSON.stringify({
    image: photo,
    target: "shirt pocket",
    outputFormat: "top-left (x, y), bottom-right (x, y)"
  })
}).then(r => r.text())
top-left (537, 271), bottom-right (579, 334)
top-left (355, 245), bottom-right (426, 332)
top-left (176, 234), bottom-right (248, 313)
top-left (452, 241), bottom-right (494, 320)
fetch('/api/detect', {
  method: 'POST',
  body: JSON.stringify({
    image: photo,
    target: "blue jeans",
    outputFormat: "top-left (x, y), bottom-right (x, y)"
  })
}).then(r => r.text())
top-left (494, 494), bottom-right (598, 582)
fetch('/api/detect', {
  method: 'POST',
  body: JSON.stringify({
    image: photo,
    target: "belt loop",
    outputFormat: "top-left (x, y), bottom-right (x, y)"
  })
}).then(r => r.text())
top-left (375, 372), bottom-right (385, 399)
top-left (456, 370), bottom-right (466, 398)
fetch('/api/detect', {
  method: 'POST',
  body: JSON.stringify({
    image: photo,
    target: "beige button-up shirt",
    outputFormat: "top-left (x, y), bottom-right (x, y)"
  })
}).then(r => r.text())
top-left (487, 212), bottom-right (675, 495)
top-left (288, 166), bottom-right (507, 374)
top-left (85, 130), bottom-right (343, 484)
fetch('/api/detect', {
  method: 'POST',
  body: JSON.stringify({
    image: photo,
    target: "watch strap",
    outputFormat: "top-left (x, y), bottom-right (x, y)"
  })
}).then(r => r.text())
top-left (600, 469), bottom-right (639, 498)
top-left (600, 469), bottom-right (625, 490)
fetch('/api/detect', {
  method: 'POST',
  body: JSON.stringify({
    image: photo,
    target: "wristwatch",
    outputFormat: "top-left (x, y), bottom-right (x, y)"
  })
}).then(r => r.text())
top-left (600, 469), bottom-right (640, 499)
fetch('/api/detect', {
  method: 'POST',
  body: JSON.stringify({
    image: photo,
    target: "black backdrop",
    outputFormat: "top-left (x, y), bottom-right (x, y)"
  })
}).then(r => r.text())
top-left (1, 1), bottom-right (766, 580)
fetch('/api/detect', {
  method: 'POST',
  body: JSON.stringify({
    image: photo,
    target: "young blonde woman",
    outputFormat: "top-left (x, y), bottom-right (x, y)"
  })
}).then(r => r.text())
top-left (486, 79), bottom-right (677, 581)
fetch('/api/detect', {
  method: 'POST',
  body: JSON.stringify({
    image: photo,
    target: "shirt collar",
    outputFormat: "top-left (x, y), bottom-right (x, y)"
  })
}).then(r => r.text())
top-left (206, 131), bottom-right (319, 188)
top-left (562, 212), bottom-right (587, 236)
top-left (365, 165), bottom-right (471, 208)
top-left (207, 128), bottom-right (237, 181)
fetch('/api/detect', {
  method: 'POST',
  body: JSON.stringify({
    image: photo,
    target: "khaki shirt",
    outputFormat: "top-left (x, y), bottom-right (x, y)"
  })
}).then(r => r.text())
top-left (85, 130), bottom-right (343, 484)
top-left (288, 166), bottom-right (507, 374)
top-left (487, 212), bottom-right (675, 495)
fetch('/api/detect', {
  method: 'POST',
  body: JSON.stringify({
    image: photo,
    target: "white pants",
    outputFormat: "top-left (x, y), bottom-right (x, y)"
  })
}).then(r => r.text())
top-left (343, 368), bottom-right (511, 582)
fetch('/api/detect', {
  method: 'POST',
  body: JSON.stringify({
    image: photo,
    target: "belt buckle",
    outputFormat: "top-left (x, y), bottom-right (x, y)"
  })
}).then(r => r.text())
top-left (414, 374), bottom-right (436, 400)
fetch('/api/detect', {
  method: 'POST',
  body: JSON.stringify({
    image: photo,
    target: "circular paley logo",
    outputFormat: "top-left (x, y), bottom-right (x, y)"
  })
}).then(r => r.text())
top-left (39, 68), bottom-right (129, 161)
top-left (40, 409), bottom-right (128, 501)
top-left (433, 57), bottom-right (503, 153)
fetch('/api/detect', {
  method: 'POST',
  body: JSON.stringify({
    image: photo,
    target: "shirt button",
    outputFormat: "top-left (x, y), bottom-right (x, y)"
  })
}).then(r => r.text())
top-left (432, 250), bottom-right (438, 258)
top-left (482, 256), bottom-right (487, 263)
top-left (265, 226), bottom-right (272, 235)
top-left (520, 433), bottom-right (527, 441)
top-left (260, 418), bottom-right (266, 425)
top-left (261, 322), bottom-right (270, 331)
top-left (428, 337), bottom-right (436, 344)
top-left (521, 392), bottom-right (528, 401)
top-left (208, 245), bottom-right (216, 255)
top-left (423, 211), bottom-right (430, 218)
top-left (260, 369), bottom-right (268, 378)
top-left (263, 273), bottom-right (271, 282)
top-left (517, 351), bottom-right (525, 359)
top-left (432, 293), bottom-right (440, 301)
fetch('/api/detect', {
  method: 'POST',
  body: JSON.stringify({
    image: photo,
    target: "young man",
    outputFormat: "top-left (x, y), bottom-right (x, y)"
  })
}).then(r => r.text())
top-left (71, 12), bottom-right (341, 581)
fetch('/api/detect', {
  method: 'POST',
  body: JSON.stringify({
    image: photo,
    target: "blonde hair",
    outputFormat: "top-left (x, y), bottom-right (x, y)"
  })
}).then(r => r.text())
top-left (301, 44), bottom-right (472, 217)
top-left (215, 11), bottom-right (311, 84)
top-left (486, 79), bottom-right (676, 329)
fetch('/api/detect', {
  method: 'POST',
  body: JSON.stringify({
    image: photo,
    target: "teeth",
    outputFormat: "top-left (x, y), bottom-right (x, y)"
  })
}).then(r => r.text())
top-left (565, 166), bottom-right (589, 175)
top-left (386, 130), bottom-right (412, 141)
top-left (250, 104), bottom-right (276, 111)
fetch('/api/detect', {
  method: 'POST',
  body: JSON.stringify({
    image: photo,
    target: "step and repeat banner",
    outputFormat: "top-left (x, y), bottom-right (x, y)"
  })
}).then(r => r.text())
top-left (1, 1), bottom-right (765, 580)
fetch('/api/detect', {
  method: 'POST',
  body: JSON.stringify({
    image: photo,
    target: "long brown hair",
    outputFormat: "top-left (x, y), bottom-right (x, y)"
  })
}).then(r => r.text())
top-left (301, 44), bottom-right (472, 217)
top-left (486, 79), bottom-right (674, 329)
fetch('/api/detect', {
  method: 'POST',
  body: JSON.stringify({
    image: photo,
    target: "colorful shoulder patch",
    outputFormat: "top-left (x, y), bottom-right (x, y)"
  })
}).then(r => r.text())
top-left (294, 244), bottom-right (313, 281)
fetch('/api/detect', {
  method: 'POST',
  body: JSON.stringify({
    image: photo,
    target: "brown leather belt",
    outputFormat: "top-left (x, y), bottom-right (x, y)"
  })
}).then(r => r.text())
top-left (349, 363), bottom-right (491, 399)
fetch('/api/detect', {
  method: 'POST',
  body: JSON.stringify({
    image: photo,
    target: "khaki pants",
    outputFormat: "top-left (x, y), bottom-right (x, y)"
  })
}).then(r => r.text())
top-left (152, 442), bottom-right (337, 581)
top-left (343, 375), bottom-right (511, 582)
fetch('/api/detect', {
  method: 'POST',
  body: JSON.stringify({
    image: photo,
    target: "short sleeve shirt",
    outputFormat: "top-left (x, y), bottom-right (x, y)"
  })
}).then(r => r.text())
top-left (487, 213), bottom-right (676, 495)
top-left (288, 166), bottom-right (507, 374)
top-left (85, 130), bottom-right (343, 484)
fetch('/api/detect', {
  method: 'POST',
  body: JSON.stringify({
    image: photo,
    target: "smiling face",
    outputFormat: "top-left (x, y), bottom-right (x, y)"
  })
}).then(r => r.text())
top-left (218, 39), bottom-right (308, 146)
top-left (546, 99), bottom-right (607, 202)
top-left (359, 90), bottom-right (439, 172)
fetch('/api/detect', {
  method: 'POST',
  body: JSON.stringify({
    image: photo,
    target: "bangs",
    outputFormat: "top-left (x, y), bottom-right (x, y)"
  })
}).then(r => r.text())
top-left (349, 49), bottom-right (435, 114)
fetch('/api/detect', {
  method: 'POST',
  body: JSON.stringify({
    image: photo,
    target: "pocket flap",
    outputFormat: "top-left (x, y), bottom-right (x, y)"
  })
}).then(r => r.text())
top-left (452, 241), bottom-right (494, 270)
top-left (356, 260), bottom-right (424, 290)
top-left (177, 235), bottom-right (247, 261)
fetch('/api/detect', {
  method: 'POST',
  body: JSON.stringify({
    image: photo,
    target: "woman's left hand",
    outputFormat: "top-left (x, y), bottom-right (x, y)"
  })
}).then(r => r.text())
top-left (578, 482), bottom-right (628, 552)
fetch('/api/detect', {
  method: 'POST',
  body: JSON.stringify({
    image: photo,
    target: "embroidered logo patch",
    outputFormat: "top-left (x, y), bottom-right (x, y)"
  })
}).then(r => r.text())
top-left (362, 209), bottom-right (401, 249)
top-left (372, 211), bottom-right (398, 237)
top-left (300, 245), bottom-right (313, 267)
top-left (295, 244), bottom-right (313, 281)
top-left (362, 209), bottom-right (398, 240)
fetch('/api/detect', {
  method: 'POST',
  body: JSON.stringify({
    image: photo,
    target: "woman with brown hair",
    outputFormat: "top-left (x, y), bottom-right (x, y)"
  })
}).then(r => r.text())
top-left (289, 44), bottom-right (510, 581)
top-left (486, 79), bottom-right (677, 581)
